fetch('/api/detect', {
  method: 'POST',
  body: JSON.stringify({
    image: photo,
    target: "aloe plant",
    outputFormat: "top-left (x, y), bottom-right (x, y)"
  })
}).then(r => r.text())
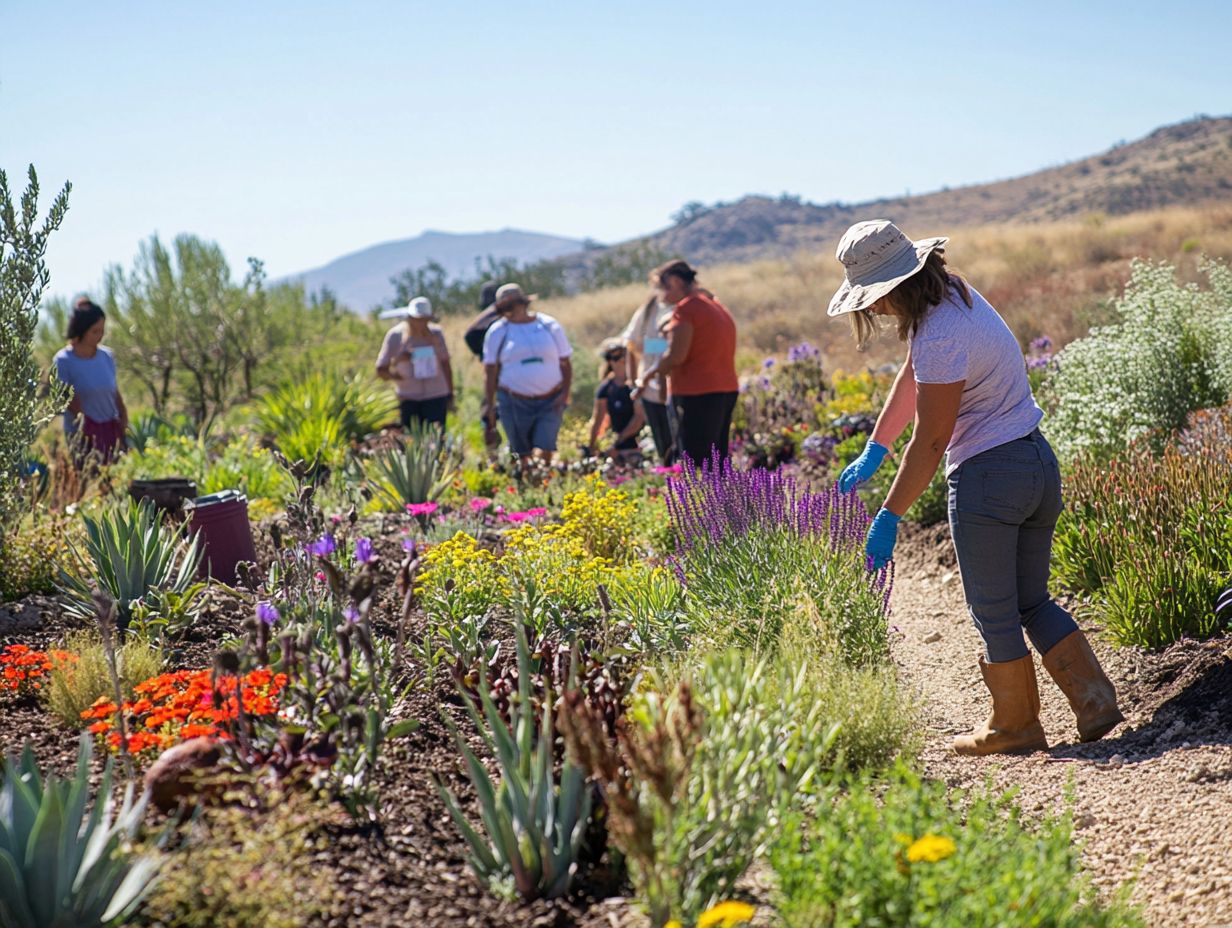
top-left (363, 422), bottom-right (460, 510)
top-left (0, 733), bottom-right (161, 928)
top-left (437, 625), bottom-right (591, 901)
top-left (59, 498), bottom-right (202, 630)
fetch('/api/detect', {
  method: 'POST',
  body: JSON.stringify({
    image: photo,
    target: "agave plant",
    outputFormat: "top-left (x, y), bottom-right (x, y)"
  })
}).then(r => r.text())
top-left (437, 625), bottom-right (591, 901)
top-left (59, 498), bottom-right (203, 630)
top-left (254, 368), bottom-right (397, 446)
top-left (363, 422), bottom-right (461, 510)
top-left (0, 733), bottom-right (161, 928)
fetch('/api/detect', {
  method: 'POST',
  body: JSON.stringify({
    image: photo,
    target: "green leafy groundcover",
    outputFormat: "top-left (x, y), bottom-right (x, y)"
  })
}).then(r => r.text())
top-left (771, 763), bottom-right (1142, 927)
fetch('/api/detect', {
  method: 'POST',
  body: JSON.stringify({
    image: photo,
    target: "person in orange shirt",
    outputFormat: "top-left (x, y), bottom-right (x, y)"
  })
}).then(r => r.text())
top-left (633, 260), bottom-right (738, 467)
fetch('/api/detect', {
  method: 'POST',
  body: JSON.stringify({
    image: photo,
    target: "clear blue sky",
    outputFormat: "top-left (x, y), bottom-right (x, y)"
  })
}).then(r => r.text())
top-left (3, 0), bottom-right (1230, 297)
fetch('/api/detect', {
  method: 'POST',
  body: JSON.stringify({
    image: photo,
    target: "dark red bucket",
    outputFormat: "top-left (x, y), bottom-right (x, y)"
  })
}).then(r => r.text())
top-left (185, 490), bottom-right (257, 586)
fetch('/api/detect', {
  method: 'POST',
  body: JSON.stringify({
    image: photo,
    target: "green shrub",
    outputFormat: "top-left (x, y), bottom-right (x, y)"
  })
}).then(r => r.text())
top-left (45, 629), bottom-right (163, 728)
top-left (0, 506), bottom-right (81, 601)
top-left (564, 649), bottom-right (852, 928)
top-left (1052, 404), bottom-right (1232, 648)
top-left (769, 763), bottom-right (1142, 927)
top-left (138, 791), bottom-right (337, 928)
top-left (107, 434), bottom-right (292, 508)
top-left (1042, 258), bottom-right (1232, 462)
top-left (252, 367), bottom-right (396, 467)
top-left (58, 498), bottom-right (203, 631)
top-left (0, 733), bottom-right (161, 928)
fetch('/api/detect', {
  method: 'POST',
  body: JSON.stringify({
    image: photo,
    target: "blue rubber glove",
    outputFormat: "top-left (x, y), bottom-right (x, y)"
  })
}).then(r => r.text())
top-left (838, 439), bottom-right (889, 492)
top-left (865, 508), bottom-right (900, 570)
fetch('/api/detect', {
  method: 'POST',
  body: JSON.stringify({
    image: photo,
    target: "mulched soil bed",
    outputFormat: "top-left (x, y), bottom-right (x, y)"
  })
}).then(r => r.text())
top-left (0, 514), bottom-right (636, 927)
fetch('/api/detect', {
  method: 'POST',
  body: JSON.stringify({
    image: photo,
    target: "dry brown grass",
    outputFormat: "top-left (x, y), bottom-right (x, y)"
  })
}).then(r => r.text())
top-left (441, 204), bottom-right (1232, 376)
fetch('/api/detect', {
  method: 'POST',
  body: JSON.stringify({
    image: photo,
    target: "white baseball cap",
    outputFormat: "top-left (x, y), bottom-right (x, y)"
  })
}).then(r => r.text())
top-left (379, 296), bottom-right (435, 320)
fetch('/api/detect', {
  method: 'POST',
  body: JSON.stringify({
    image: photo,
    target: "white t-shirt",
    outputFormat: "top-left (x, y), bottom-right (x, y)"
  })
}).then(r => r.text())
top-left (621, 301), bottom-right (674, 404)
top-left (482, 313), bottom-right (573, 396)
top-left (909, 285), bottom-right (1043, 475)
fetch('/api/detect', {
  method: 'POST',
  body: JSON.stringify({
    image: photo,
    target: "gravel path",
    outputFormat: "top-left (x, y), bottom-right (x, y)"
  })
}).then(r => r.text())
top-left (890, 525), bottom-right (1232, 928)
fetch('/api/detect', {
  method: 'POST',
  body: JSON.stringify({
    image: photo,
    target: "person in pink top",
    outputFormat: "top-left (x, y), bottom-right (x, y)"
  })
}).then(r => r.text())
top-left (375, 297), bottom-right (454, 430)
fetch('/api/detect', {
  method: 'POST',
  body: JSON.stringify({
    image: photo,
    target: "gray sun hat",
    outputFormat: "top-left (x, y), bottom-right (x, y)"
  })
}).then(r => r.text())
top-left (826, 220), bottom-right (949, 317)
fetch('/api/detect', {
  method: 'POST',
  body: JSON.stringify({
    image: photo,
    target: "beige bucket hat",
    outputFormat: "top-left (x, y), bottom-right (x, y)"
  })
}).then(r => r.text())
top-left (826, 220), bottom-right (948, 317)
top-left (494, 282), bottom-right (537, 310)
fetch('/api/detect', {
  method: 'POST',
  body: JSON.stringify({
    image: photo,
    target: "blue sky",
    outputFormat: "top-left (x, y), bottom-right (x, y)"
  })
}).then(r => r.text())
top-left (2, 0), bottom-right (1230, 296)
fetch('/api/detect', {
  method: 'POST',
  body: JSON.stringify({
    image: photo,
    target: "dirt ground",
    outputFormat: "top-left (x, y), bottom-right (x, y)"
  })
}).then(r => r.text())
top-left (891, 523), bottom-right (1232, 928)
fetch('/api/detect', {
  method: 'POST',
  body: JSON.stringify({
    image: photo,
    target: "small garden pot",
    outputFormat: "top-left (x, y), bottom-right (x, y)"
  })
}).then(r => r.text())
top-left (129, 477), bottom-right (198, 516)
top-left (185, 490), bottom-right (257, 586)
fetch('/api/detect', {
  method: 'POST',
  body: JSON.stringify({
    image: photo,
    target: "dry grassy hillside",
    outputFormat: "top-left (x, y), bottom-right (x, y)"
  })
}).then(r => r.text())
top-left (441, 204), bottom-right (1232, 375)
top-left (629, 116), bottom-right (1232, 269)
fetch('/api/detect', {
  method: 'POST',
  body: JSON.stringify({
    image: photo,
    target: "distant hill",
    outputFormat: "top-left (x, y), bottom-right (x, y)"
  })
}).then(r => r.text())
top-left (621, 115), bottom-right (1232, 267)
top-left (283, 229), bottom-right (587, 312)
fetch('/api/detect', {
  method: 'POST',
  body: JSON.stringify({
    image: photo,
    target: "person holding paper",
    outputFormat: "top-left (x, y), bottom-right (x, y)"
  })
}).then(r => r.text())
top-left (621, 292), bottom-right (676, 464)
top-left (375, 296), bottom-right (454, 430)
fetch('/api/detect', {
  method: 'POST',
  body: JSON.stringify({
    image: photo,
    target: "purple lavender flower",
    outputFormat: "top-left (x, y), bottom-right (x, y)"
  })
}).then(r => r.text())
top-left (306, 534), bottom-right (336, 557)
top-left (402, 537), bottom-right (417, 554)
top-left (762, 357), bottom-right (776, 369)
top-left (353, 537), bottom-right (374, 564)
top-left (1029, 335), bottom-right (1053, 352)
top-left (256, 601), bottom-right (280, 626)
top-left (343, 603), bottom-right (361, 623)
top-left (1027, 355), bottom-right (1052, 370)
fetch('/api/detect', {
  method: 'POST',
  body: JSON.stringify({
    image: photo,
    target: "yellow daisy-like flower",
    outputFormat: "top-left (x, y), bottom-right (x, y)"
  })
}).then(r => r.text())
top-left (697, 900), bottom-right (757, 927)
top-left (665, 922), bottom-right (683, 928)
top-left (906, 834), bottom-right (956, 863)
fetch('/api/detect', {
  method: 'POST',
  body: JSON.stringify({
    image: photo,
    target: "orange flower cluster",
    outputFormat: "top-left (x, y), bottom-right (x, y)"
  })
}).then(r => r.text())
top-left (1, 644), bottom-right (76, 697)
top-left (81, 666), bottom-right (288, 755)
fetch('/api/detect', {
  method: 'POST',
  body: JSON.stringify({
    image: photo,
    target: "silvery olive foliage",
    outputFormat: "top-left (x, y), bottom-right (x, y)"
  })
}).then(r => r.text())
top-left (1042, 259), bottom-right (1232, 462)
top-left (0, 167), bottom-right (70, 534)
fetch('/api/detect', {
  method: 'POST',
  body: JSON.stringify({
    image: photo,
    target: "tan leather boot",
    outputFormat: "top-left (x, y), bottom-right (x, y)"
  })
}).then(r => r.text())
top-left (953, 654), bottom-right (1049, 756)
top-left (1042, 630), bottom-right (1124, 743)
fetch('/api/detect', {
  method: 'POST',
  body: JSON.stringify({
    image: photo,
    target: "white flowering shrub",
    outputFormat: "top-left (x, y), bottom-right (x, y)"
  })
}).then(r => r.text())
top-left (1042, 259), bottom-right (1232, 462)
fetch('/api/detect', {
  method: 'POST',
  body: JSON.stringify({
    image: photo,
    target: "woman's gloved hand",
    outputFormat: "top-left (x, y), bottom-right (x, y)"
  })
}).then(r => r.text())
top-left (838, 439), bottom-right (889, 492)
top-left (865, 507), bottom-right (900, 570)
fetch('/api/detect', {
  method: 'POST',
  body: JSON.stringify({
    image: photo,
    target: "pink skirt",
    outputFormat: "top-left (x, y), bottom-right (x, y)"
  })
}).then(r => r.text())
top-left (79, 416), bottom-right (125, 465)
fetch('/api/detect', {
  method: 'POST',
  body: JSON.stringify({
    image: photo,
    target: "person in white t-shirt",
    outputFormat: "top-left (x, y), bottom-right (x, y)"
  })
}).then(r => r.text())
top-left (482, 283), bottom-right (573, 468)
top-left (375, 297), bottom-right (453, 430)
top-left (621, 293), bottom-right (676, 464)
top-left (828, 219), bottom-right (1122, 758)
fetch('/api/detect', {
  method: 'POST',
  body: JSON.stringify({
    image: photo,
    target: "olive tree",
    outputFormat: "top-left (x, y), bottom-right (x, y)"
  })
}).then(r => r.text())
top-left (0, 166), bottom-right (70, 533)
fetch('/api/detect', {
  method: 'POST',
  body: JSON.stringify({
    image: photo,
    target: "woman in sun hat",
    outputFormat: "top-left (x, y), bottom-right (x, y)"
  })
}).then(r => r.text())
top-left (375, 296), bottom-right (454, 430)
top-left (482, 282), bottom-right (573, 469)
top-left (829, 219), bottom-right (1122, 756)
top-left (633, 260), bottom-right (738, 468)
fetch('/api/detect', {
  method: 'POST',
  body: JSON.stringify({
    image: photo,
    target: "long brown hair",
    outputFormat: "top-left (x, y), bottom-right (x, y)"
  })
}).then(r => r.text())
top-left (848, 250), bottom-right (971, 348)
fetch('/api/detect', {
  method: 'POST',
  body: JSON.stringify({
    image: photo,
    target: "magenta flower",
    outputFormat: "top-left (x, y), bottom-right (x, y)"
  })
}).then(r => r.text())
top-left (306, 534), bottom-right (336, 557)
top-left (654, 463), bottom-right (683, 475)
top-left (313, 570), bottom-right (326, 583)
top-left (256, 601), bottom-right (280, 626)
top-left (407, 501), bottom-right (439, 517)
top-left (469, 497), bottom-right (493, 512)
top-left (353, 537), bottom-right (374, 564)
top-left (526, 507), bottom-right (548, 518)
top-left (505, 511), bottom-right (530, 523)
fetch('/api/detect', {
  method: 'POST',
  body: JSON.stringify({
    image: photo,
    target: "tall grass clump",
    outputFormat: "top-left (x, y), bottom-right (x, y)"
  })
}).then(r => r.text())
top-left (1052, 403), bottom-right (1232, 648)
top-left (769, 763), bottom-right (1143, 927)
top-left (666, 454), bottom-right (891, 662)
top-left (1042, 258), bottom-right (1232, 462)
top-left (46, 629), bottom-right (163, 727)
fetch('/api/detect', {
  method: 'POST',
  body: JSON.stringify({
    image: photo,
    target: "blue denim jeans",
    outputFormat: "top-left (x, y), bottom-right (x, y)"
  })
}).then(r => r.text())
top-left (496, 389), bottom-right (564, 456)
top-left (947, 429), bottom-right (1078, 662)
